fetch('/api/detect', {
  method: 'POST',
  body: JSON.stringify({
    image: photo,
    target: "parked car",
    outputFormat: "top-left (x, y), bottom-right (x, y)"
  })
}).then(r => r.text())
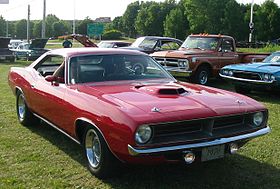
top-left (122, 36), bottom-right (183, 54)
top-left (8, 48), bottom-right (270, 178)
top-left (0, 37), bottom-right (15, 62)
top-left (12, 38), bottom-right (49, 61)
top-left (220, 51), bottom-right (280, 93)
top-left (98, 41), bottom-right (131, 48)
top-left (8, 39), bottom-right (23, 49)
top-left (151, 34), bottom-right (269, 85)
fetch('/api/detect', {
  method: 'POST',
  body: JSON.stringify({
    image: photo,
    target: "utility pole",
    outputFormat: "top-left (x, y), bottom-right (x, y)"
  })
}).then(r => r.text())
top-left (42, 0), bottom-right (46, 38)
top-left (249, 0), bottom-right (254, 43)
top-left (27, 4), bottom-right (30, 43)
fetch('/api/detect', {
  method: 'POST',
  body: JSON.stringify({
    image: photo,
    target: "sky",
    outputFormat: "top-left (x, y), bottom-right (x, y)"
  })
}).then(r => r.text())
top-left (0, 0), bottom-right (280, 21)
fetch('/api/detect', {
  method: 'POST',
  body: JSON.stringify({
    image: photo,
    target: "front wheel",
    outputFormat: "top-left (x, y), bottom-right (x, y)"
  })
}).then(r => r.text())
top-left (83, 126), bottom-right (121, 178)
top-left (16, 91), bottom-right (38, 126)
top-left (193, 66), bottom-right (210, 85)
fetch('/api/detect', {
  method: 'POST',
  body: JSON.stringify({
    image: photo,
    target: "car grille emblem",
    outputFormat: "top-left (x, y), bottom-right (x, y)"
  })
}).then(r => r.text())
top-left (151, 107), bottom-right (161, 112)
top-left (236, 100), bottom-right (246, 105)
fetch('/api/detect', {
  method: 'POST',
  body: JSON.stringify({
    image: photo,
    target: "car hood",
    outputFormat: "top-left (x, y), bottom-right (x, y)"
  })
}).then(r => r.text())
top-left (151, 49), bottom-right (215, 58)
top-left (77, 81), bottom-right (262, 120)
top-left (0, 37), bottom-right (11, 48)
top-left (30, 38), bottom-right (48, 49)
top-left (224, 62), bottom-right (280, 74)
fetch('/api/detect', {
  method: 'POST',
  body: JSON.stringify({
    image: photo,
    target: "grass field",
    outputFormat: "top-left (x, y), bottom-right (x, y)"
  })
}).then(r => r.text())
top-left (0, 58), bottom-right (280, 188)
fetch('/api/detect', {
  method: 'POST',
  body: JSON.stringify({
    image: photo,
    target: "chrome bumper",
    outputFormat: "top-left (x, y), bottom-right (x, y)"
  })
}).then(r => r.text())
top-left (128, 126), bottom-right (270, 156)
top-left (219, 74), bottom-right (274, 84)
top-left (164, 67), bottom-right (192, 77)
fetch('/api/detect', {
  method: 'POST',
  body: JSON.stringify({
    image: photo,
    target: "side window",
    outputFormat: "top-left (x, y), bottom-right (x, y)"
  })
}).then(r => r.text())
top-left (160, 41), bottom-right (181, 50)
top-left (221, 39), bottom-right (234, 52)
top-left (35, 55), bottom-right (65, 82)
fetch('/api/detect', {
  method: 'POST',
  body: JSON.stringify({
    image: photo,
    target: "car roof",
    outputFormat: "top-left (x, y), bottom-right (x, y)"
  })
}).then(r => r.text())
top-left (45, 48), bottom-right (147, 57)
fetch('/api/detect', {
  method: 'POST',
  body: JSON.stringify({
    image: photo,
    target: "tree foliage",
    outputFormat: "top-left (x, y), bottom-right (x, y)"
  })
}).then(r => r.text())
top-left (77, 17), bottom-right (93, 35)
top-left (0, 16), bottom-right (6, 36)
top-left (122, 1), bottom-right (140, 37)
top-left (15, 19), bottom-right (27, 39)
top-left (164, 7), bottom-right (188, 40)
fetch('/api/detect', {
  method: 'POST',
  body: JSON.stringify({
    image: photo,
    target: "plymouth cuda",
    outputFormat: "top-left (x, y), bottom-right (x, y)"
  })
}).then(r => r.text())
top-left (8, 48), bottom-right (270, 178)
top-left (220, 51), bottom-right (280, 93)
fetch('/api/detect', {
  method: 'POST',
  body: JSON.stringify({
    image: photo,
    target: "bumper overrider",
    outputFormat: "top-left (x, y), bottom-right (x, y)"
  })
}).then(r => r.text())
top-left (128, 126), bottom-right (270, 156)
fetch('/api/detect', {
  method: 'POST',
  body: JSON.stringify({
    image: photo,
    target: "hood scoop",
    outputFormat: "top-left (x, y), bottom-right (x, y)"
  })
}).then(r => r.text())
top-left (136, 85), bottom-right (188, 96)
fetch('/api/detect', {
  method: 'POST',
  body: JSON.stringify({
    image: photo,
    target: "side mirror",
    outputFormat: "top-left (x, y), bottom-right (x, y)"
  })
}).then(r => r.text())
top-left (45, 75), bottom-right (59, 86)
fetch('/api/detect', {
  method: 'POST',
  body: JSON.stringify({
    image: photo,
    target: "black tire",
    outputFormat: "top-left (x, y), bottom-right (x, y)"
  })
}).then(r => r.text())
top-left (16, 91), bottom-right (39, 126)
top-left (83, 126), bottom-right (121, 178)
top-left (235, 85), bottom-right (251, 94)
top-left (193, 66), bottom-right (210, 85)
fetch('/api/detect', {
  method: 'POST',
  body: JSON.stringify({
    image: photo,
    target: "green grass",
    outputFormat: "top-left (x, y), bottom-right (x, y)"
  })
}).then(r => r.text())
top-left (238, 45), bottom-right (280, 53)
top-left (0, 61), bottom-right (280, 189)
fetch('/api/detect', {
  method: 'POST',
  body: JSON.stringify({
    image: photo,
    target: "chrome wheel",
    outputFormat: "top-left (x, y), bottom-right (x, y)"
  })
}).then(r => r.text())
top-left (198, 70), bottom-right (208, 85)
top-left (85, 129), bottom-right (102, 168)
top-left (17, 94), bottom-right (26, 121)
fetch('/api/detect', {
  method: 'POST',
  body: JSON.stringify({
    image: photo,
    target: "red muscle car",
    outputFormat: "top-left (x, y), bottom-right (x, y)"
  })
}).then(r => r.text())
top-left (8, 48), bottom-right (270, 178)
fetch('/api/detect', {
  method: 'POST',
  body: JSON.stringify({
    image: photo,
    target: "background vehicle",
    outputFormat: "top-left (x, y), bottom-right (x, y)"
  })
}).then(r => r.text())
top-left (220, 51), bottom-right (280, 93)
top-left (8, 39), bottom-right (23, 49)
top-left (151, 34), bottom-right (269, 85)
top-left (0, 37), bottom-right (15, 62)
top-left (122, 36), bottom-right (182, 54)
top-left (8, 48), bottom-right (270, 178)
top-left (12, 38), bottom-right (49, 61)
top-left (98, 41), bottom-right (131, 48)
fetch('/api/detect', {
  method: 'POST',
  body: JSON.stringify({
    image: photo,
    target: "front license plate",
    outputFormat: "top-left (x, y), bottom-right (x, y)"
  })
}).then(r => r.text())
top-left (201, 145), bottom-right (225, 162)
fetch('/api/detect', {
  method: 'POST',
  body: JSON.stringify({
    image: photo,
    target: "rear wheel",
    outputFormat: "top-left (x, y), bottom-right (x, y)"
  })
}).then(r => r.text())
top-left (235, 85), bottom-right (251, 94)
top-left (16, 91), bottom-right (38, 126)
top-left (83, 126), bottom-right (121, 178)
top-left (193, 66), bottom-right (210, 85)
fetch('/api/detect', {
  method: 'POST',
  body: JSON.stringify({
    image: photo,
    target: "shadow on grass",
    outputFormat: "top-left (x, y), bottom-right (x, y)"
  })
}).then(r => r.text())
top-left (26, 121), bottom-right (280, 189)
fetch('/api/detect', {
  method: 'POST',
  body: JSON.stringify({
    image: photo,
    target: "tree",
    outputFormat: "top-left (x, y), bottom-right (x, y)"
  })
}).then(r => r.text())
top-left (221, 0), bottom-right (247, 40)
top-left (164, 7), bottom-right (188, 40)
top-left (52, 21), bottom-right (71, 37)
top-left (15, 19), bottom-right (27, 39)
top-left (122, 1), bottom-right (140, 37)
top-left (254, 0), bottom-right (280, 41)
top-left (77, 17), bottom-right (93, 35)
top-left (0, 16), bottom-right (6, 36)
top-left (111, 16), bottom-right (124, 32)
top-left (33, 20), bottom-right (42, 38)
top-left (135, 1), bottom-right (176, 36)
top-left (46, 14), bottom-right (59, 38)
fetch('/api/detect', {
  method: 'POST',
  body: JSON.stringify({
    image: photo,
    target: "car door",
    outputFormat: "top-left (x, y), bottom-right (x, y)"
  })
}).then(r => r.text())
top-left (28, 54), bottom-right (67, 126)
top-left (219, 38), bottom-right (239, 68)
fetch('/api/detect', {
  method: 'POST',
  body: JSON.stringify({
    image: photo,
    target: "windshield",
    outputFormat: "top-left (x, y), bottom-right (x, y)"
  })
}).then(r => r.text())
top-left (98, 42), bottom-right (114, 48)
top-left (262, 52), bottom-right (280, 63)
top-left (181, 36), bottom-right (219, 50)
top-left (131, 37), bottom-right (158, 49)
top-left (69, 54), bottom-right (174, 84)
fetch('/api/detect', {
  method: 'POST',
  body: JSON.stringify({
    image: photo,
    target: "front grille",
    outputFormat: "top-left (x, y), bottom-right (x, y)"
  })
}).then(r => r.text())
top-left (154, 57), bottom-right (180, 67)
top-left (233, 71), bottom-right (261, 80)
top-left (148, 112), bottom-right (266, 145)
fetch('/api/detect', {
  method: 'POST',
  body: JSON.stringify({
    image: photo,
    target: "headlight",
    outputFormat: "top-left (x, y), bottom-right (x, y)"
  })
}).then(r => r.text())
top-left (178, 59), bottom-right (189, 70)
top-left (252, 112), bottom-right (264, 127)
top-left (263, 74), bottom-right (269, 81)
top-left (135, 125), bottom-right (152, 144)
top-left (228, 70), bottom-right (233, 76)
top-left (224, 70), bottom-right (229, 75)
top-left (271, 75), bottom-right (276, 81)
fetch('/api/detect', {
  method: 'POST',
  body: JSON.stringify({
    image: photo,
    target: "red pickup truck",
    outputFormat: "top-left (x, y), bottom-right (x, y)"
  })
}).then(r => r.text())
top-left (151, 34), bottom-right (269, 85)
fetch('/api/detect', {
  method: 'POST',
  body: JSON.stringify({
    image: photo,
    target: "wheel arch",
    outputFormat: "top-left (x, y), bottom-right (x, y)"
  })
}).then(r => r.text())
top-left (74, 117), bottom-right (124, 162)
top-left (195, 62), bottom-right (213, 77)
